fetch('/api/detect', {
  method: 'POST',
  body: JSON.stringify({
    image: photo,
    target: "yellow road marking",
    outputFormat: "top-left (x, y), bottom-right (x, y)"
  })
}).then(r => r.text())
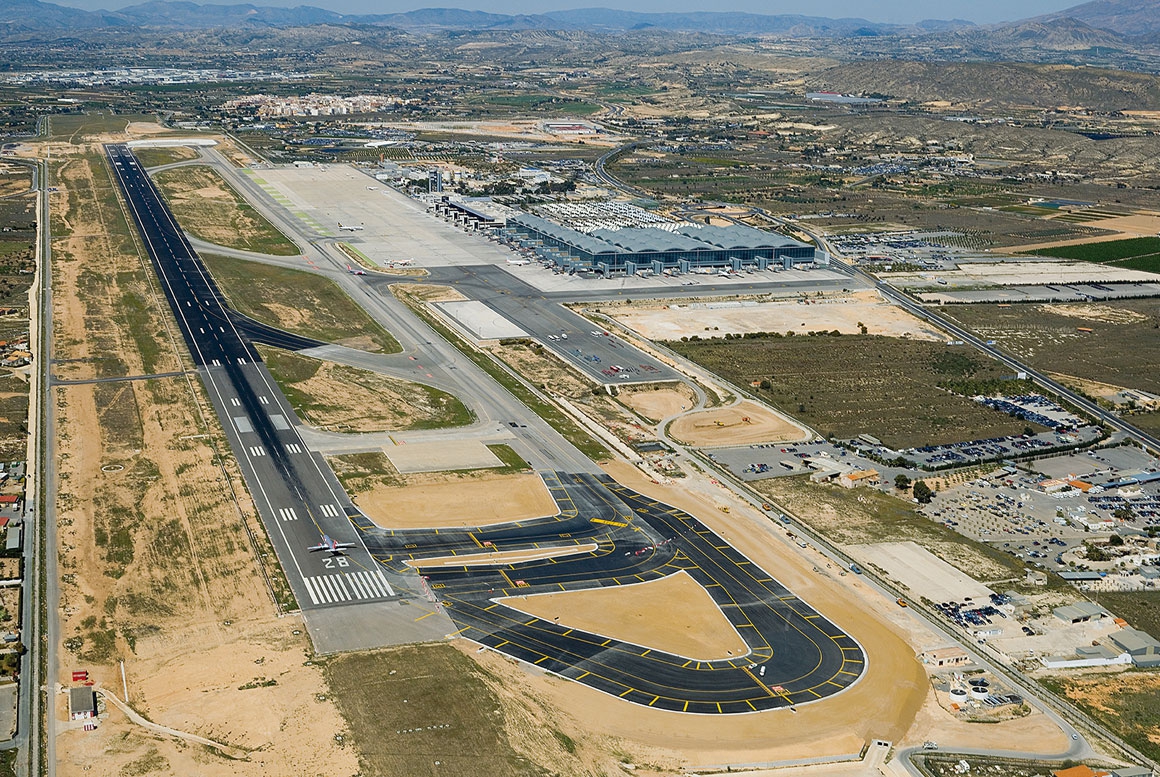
top-left (468, 533), bottom-right (483, 549)
top-left (414, 611), bottom-right (436, 622)
top-left (641, 649), bottom-right (651, 657)
top-left (649, 696), bottom-right (659, 707)
top-left (683, 701), bottom-right (689, 712)
top-left (619, 688), bottom-right (634, 698)
top-left (535, 656), bottom-right (549, 665)
top-left (577, 671), bottom-right (589, 680)
top-left (484, 603), bottom-right (499, 611)
top-left (448, 627), bottom-right (470, 637)
top-left (591, 518), bottom-right (627, 527)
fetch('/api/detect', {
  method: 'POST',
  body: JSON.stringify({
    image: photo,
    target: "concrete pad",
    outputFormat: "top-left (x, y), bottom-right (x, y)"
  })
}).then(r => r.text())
top-left (305, 599), bottom-right (456, 653)
top-left (850, 541), bottom-right (994, 605)
top-left (384, 439), bottom-right (500, 473)
top-left (436, 300), bottom-right (527, 340)
top-left (0, 682), bottom-right (15, 739)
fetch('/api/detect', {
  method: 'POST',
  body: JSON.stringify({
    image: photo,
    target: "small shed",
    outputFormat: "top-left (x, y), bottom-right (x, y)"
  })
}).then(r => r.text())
top-left (69, 687), bottom-right (96, 720)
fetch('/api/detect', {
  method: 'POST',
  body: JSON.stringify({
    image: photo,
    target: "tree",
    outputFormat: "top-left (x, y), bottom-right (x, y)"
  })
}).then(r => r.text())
top-left (1107, 533), bottom-right (1124, 547)
top-left (912, 481), bottom-right (934, 504)
top-left (895, 474), bottom-right (912, 491)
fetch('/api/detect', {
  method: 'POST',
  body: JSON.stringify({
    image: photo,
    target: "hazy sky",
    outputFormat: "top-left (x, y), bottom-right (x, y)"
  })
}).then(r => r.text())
top-left (64, 0), bottom-right (1086, 25)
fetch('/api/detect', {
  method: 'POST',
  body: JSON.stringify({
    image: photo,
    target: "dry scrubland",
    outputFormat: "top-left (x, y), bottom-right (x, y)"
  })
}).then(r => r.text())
top-left (258, 346), bottom-right (472, 432)
top-left (667, 334), bottom-right (1035, 449)
top-left (152, 165), bottom-right (300, 256)
top-left (943, 300), bottom-right (1160, 433)
top-left (49, 125), bottom-right (356, 776)
top-left (750, 475), bottom-right (1028, 586)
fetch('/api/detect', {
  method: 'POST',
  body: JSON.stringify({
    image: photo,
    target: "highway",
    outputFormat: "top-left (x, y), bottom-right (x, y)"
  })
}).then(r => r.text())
top-left (361, 471), bottom-right (864, 713)
top-left (104, 144), bottom-right (399, 612)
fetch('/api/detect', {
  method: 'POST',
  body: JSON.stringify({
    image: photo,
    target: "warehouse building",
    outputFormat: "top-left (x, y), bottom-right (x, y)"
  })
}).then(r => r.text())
top-left (1108, 628), bottom-right (1160, 668)
top-left (505, 212), bottom-right (817, 274)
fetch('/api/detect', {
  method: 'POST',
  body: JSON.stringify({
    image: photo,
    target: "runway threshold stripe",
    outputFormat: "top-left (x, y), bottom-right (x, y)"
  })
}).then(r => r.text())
top-left (303, 578), bottom-right (320, 605)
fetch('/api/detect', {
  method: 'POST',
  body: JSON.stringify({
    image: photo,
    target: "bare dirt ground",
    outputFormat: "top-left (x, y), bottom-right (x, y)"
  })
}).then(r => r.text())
top-left (610, 290), bottom-right (944, 341)
top-left (1018, 211), bottom-right (1160, 251)
top-left (1049, 371), bottom-right (1160, 408)
top-left (394, 282), bottom-right (467, 303)
top-left (619, 384), bottom-right (697, 423)
top-left (48, 124), bottom-right (354, 776)
top-left (502, 570), bottom-right (749, 661)
top-left (1040, 303), bottom-right (1150, 325)
top-left (669, 400), bottom-right (807, 446)
top-left (346, 469), bottom-right (557, 529)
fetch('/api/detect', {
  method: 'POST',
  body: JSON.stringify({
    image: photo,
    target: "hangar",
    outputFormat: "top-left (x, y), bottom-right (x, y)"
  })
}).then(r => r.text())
top-left (505, 212), bottom-right (817, 274)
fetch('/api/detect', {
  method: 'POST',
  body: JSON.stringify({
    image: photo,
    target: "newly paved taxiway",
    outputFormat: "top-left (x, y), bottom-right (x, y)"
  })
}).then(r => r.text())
top-left (361, 472), bottom-right (864, 713)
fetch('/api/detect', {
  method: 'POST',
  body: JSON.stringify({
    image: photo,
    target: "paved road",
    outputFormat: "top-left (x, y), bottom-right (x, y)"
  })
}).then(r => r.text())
top-left (360, 472), bottom-right (864, 713)
top-left (105, 144), bottom-right (398, 612)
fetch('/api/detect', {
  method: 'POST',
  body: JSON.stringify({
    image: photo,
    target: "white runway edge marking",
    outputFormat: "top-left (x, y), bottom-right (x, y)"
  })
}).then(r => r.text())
top-left (302, 570), bottom-right (395, 605)
top-left (278, 507), bottom-right (298, 522)
top-left (319, 503), bottom-right (340, 517)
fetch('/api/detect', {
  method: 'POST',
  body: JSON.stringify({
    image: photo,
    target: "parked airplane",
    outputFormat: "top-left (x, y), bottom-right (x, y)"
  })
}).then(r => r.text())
top-left (307, 534), bottom-right (357, 554)
top-left (338, 223), bottom-right (364, 232)
top-left (391, 258), bottom-right (415, 266)
top-left (346, 264), bottom-right (367, 275)
top-left (507, 258), bottom-right (531, 266)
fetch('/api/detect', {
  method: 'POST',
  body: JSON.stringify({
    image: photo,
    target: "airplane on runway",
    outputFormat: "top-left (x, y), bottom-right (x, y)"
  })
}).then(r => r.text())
top-left (338, 223), bottom-right (364, 232)
top-left (307, 534), bottom-right (358, 554)
top-left (346, 264), bottom-right (367, 275)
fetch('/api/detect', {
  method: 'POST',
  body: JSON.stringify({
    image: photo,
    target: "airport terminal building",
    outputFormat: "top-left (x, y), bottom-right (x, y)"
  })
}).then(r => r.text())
top-left (505, 212), bottom-right (817, 275)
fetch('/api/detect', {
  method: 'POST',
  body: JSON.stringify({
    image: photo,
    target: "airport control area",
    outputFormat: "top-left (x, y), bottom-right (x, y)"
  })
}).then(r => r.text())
top-left (19, 101), bottom-right (1160, 777)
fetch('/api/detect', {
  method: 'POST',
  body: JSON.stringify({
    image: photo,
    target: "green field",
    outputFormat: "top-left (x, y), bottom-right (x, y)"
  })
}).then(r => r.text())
top-left (324, 645), bottom-right (556, 777)
top-left (153, 166), bottom-right (299, 256)
top-left (666, 334), bottom-right (1037, 449)
top-left (1023, 236), bottom-right (1160, 273)
top-left (132, 146), bottom-right (200, 169)
top-left (48, 113), bottom-right (159, 140)
top-left (201, 254), bottom-right (400, 353)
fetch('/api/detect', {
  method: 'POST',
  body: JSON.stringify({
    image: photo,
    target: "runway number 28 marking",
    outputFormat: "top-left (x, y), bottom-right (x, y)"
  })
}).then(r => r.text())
top-left (323, 557), bottom-right (351, 569)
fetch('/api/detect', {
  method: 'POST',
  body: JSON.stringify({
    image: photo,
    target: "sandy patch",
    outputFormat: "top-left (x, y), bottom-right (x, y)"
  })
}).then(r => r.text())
top-left (669, 401), bottom-right (807, 446)
top-left (501, 570), bottom-right (749, 661)
top-left (406, 543), bottom-right (599, 568)
top-left (384, 439), bottom-right (499, 473)
top-left (394, 282), bottom-right (468, 303)
top-left (357, 472), bottom-right (558, 529)
top-left (611, 290), bottom-right (943, 341)
top-left (1040, 303), bottom-right (1150, 324)
top-left (125, 121), bottom-right (169, 136)
top-left (620, 385), bottom-right (696, 423)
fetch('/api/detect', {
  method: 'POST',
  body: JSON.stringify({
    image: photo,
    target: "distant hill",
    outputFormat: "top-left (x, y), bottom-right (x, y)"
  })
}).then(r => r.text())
top-left (1038, 0), bottom-right (1160, 38)
top-left (0, 0), bottom-right (971, 36)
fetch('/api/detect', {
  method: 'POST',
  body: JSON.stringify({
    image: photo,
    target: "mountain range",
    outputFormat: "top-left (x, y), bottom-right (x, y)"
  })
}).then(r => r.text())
top-left (1, 0), bottom-right (1158, 44)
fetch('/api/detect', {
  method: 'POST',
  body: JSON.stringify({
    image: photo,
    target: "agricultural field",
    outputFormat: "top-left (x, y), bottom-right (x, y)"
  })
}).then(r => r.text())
top-left (201, 254), bottom-right (401, 353)
top-left (942, 301), bottom-right (1160, 433)
top-left (152, 165), bottom-right (299, 255)
top-left (1024, 236), bottom-right (1160, 273)
top-left (258, 346), bottom-right (472, 432)
top-left (666, 334), bottom-right (1036, 449)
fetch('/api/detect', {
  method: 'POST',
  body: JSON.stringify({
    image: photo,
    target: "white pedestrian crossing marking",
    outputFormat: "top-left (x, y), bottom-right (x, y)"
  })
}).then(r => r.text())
top-left (278, 507), bottom-right (298, 522)
top-left (249, 445), bottom-right (266, 457)
top-left (319, 503), bottom-right (339, 517)
top-left (285, 443), bottom-right (303, 454)
top-left (301, 570), bottom-right (396, 605)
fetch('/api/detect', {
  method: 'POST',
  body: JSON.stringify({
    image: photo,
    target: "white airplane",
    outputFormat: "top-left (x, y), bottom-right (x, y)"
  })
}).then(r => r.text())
top-left (507, 258), bottom-right (530, 266)
top-left (346, 264), bottom-right (367, 276)
top-left (338, 223), bottom-right (364, 232)
top-left (392, 258), bottom-right (415, 266)
top-left (307, 534), bottom-right (357, 554)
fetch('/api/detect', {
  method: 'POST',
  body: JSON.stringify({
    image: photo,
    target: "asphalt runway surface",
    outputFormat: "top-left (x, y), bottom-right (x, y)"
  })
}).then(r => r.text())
top-left (359, 472), bottom-right (865, 713)
top-left (105, 144), bottom-right (399, 612)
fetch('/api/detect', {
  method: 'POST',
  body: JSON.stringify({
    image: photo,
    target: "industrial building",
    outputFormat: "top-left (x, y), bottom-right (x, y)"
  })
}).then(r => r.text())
top-left (505, 211), bottom-right (818, 275)
top-left (1053, 601), bottom-right (1107, 624)
top-left (1108, 628), bottom-right (1160, 667)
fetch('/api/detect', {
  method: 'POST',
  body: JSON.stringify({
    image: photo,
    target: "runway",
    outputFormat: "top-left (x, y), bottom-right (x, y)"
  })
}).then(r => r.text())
top-left (359, 472), bottom-right (865, 713)
top-left (104, 144), bottom-right (401, 613)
